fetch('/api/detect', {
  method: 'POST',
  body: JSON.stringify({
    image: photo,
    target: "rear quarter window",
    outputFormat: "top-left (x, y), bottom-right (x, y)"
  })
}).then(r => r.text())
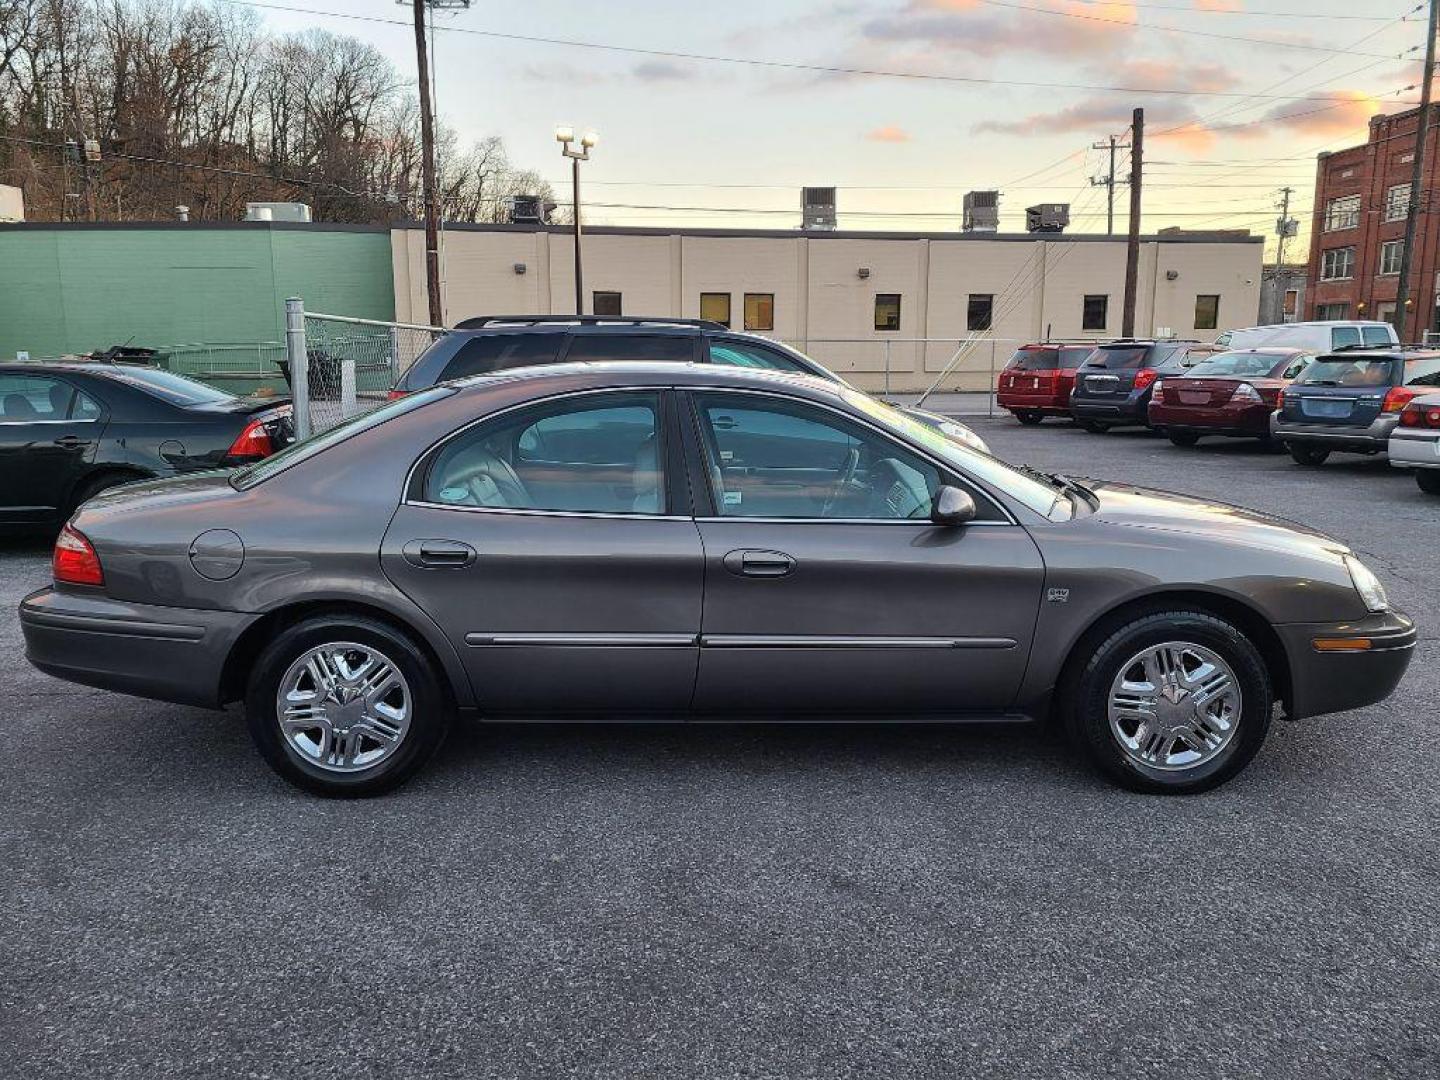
top-left (563, 335), bottom-right (696, 362)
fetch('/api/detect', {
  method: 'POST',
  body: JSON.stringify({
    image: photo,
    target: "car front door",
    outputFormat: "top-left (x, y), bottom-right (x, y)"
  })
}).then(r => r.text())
top-left (684, 389), bottom-right (1045, 717)
top-left (0, 374), bottom-right (104, 524)
top-left (380, 388), bottom-right (704, 716)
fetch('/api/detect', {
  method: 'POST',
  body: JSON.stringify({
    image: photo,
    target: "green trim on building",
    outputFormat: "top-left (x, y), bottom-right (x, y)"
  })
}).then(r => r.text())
top-left (0, 223), bottom-right (394, 359)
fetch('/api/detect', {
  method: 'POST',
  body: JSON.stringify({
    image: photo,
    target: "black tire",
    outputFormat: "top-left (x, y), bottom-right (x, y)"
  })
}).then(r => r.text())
top-left (1168, 431), bottom-right (1200, 448)
top-left (244, 615), bottom-right (451, 797)
top-left (1016, 410), bottom-right (1044, 426)
top-left (1080, 420), bottom-right (1110, 434)
top-left (1065, 610), bottom-right (1273, 795)
top-left (1288, 442), bottom-right (1330, 466)
top-left (1417, 469), bottom-right (1440, 495)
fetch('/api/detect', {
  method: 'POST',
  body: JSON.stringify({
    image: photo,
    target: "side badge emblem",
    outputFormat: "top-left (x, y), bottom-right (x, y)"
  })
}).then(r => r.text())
top-left (1046, 588), bottom-right (1070, 603)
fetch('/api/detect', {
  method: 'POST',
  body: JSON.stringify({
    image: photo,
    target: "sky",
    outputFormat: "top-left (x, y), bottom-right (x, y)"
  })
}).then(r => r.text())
top-left (236, 0), bottom-right (1430, 259)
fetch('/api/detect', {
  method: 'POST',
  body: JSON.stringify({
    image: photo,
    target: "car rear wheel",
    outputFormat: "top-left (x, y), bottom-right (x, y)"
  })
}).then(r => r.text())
top-left (1066, 610), bottom-right (1272, 794)
top-left (1080, 420), bottom-right (1110, 434)
top-left (245, 616), bottom-right (451, 797)
top-left (1417, 469), bottom-right (1440, 495)
top-left (1167, 431), bottom-right (1200, 447)
top-left (1015, 410), bottom-right (1043, 426)
top-left (1288, 443), bottom-right (1330, 466)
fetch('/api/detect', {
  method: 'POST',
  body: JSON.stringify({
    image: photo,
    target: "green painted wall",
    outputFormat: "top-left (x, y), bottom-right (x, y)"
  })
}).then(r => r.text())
top-left (0, 224), bottom-right (394, 358)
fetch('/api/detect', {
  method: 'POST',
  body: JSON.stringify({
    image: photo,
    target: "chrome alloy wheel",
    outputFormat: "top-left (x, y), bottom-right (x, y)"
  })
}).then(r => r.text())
top-left (276, 642), bottom-right (412, 773)
top-left (1107, 641), bottom-right (1242, 772)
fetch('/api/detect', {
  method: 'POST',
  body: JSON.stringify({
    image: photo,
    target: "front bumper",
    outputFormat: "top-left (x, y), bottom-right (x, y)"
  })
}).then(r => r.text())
top-left (20, 587), bottom-right (257, 708)
top-left (1276, 609), bottom-right (1416, 720)
top-left (1389, 429), bottom-right (1440, 469)
top-left (1271, 411), bottom-right (1399, 453)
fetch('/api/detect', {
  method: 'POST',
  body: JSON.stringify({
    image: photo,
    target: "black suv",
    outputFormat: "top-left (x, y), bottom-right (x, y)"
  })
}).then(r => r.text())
top-left (1068, 339), bottom-right (1214, 432)
top-left (390, 316), bottom-right (990, 453)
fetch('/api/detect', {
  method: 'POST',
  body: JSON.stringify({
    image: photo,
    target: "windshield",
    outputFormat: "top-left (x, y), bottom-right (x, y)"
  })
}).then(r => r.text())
top-left (107, 366), bottom-right (236, 405)
top-left (1006, 348), bottom-right (1059, 371)
top-left (1083, 346), bottom-right (1148, 370)
top-left (845, 390), bottom-right (1068, 519)
top-left (1186, 352), bottom-right (1285, 378)
top-left (1292, 357), bottom-right (1397, 387)
top-left (231, 387), bottom-right (452, 490)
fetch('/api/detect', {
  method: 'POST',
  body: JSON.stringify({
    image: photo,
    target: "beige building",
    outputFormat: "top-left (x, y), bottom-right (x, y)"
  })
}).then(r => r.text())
top-left (392, 224), bottom-right (1263, 392)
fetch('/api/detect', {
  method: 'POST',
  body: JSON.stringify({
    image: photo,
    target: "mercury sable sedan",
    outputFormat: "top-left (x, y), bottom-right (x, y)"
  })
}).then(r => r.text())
top-left (20, 364), bottom-right (1414, 797)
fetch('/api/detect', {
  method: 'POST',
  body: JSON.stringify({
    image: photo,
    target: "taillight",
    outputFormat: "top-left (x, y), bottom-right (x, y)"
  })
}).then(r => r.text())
top-left (1276, 386), bottom-right (1287, 407)
top-left (387, 389), bottom-right (409, 401)
top-left (1230, 382), bottom-right (1263, 404)
top-left (1382, 386), bottom-right (1422, 414)
top-left (54, 524), bottom-right (103, 586)
top-left (1132, 368), bottom-right (1158, 390)
top-left (1400, 402), bottom-right (1440, 428)
top-left (227, 418), bottom-right (275, 461)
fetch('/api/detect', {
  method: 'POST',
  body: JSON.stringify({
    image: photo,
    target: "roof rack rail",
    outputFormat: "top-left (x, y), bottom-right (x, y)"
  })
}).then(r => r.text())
top-left (453, 314), bottom-right (729, 331)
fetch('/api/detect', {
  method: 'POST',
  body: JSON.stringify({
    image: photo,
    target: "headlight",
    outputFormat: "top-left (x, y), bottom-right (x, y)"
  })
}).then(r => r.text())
top-left (1344, 554), bottom-right (1389, 612)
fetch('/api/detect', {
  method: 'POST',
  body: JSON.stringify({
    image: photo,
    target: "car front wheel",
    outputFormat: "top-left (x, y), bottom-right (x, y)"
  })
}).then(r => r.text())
top-left (1288, 442), bottom-right (1330, 466)
top-left (1417, 469), bottom-right (1440, 495)
top-left (1066, 610), bottom-right (1272, 794)
top-left (245, 615), bottom-right (451, 796)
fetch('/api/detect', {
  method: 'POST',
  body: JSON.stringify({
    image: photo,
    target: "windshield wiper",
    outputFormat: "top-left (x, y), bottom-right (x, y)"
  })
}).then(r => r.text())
top-left (1016, 464), bottom-right (1093, 499)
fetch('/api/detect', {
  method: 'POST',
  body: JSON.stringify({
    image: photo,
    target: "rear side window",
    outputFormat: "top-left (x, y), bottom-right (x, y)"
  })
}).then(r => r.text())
top-left (1005, 348), bottom-right (1060, 371)
top-left (564, 335), bottom-right (695, 362)
top-left (1084, 347), bottom-right (1147, 369)
top-left (1331, 327), bottom-right (1363, 349)
top-left (1404, 358), bottom-right (1440, 386)
top-left (1294, 358), bottom-right (1398, 386)
top-left (439, 334), bottom-right (563, 380)
top-left (1362, 325), bottom-right (1395, 346)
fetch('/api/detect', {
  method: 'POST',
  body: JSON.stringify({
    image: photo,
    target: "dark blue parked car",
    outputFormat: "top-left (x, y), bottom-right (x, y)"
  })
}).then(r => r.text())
top-left (1068, 340), bottom-right (1211, 432)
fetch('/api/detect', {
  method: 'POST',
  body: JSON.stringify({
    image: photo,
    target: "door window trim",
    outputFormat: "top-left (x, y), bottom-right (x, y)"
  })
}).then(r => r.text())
top-left (404, 385), bottom-right (690, 521)
top-left (0, 374), bottom-right (104, 425)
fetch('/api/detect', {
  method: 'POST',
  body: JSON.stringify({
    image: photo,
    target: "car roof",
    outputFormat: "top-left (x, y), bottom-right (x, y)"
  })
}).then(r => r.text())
top-left (445, 359), bottom-right (847, 399)
top-left (0, 361), bottom-right (134, 376)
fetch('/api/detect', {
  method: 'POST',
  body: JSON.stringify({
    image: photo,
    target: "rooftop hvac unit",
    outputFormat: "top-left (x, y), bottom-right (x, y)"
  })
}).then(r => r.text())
top-left (510, 194), bottom-right (544, 224)
top-left (1025, 203), bottom-right (1070, 233)
top-left (963, 190), bottom-right (999, 233)
top-left (244, 201), bottom-right (312, 223)
top-left (802, 187), bottom-right (837, 231)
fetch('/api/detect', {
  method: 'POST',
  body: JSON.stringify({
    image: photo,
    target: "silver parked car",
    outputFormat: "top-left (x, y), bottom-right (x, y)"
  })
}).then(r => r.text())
top-left (21, 364), bottom-right (1415, 796)
top-left (1389, 391), bottom-right (1440, 495)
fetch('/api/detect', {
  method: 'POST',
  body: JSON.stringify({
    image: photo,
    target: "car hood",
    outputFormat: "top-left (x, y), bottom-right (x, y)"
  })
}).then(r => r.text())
top-left (1084, 479), bottom-right (1348, 559)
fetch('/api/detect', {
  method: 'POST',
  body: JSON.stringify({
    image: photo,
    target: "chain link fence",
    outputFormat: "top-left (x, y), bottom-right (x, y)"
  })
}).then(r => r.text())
top-left (284, 299), bottom-right (446, 437)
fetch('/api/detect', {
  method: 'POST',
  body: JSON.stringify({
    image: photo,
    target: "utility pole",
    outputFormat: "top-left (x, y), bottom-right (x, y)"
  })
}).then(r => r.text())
top-left (1091, 134), bottom-right (1128, 236)
top-left (1275, 186), bottom-right (1295, 268)
top-left (1122, 108), bottom-right (1144, 337)
top-left (1394, 0), bottom-right (1439, 342)
top-left (410, 0), bottom-right (444, 327)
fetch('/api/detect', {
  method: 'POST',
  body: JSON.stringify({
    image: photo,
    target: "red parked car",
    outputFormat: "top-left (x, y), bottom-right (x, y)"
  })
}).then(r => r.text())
top-left (996, 343), bottom-right (1097, 424)
top-left (1148, 347), bottom-right (1315, 447)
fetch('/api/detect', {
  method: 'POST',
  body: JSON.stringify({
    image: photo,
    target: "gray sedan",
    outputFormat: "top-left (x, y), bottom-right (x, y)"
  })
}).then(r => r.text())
top-left (21, 364), bottom-right (1415, 796)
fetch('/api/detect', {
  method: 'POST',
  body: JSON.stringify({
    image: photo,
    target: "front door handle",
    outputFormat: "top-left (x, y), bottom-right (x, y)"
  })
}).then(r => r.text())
top-left (402, 539), bottom-right (477, 569)
top-left (723, 549), bottom-right (795, 578)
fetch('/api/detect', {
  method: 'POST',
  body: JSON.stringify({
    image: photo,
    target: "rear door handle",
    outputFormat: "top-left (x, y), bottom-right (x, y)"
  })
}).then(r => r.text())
top-left (402, 539), bottom-right (477, 569)
top-left (723, 549), bottom-right (795, 578)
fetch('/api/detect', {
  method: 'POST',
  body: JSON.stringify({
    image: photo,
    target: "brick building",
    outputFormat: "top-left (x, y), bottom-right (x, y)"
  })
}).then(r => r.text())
top-left (1307, 107), bottom-right (1440, 337)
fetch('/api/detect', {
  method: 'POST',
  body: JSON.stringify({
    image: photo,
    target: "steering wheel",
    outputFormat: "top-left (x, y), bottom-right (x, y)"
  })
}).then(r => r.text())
top-left (820, 445), bottom-right (863, 517)
top-left (867, 458), bottom-right (931, 519)
top-left (438, 450), bottom-right (531, 507)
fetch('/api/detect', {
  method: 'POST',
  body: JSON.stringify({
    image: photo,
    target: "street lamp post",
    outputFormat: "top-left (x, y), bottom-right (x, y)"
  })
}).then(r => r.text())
top-left (556, 126), bottom-right (597, 316)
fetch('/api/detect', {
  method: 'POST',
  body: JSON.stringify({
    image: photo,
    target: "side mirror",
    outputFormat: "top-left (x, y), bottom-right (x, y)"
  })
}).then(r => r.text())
top-left (930, 485), bottom-right (977, 526)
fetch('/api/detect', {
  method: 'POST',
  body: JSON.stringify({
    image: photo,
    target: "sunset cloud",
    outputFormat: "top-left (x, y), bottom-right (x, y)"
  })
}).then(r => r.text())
top-left (1194, 0), bottom-right (1243, 10)
top-left (865, 125), bottom-right (912, 142)
top-left (862, 0), bottom-right (1139, 59)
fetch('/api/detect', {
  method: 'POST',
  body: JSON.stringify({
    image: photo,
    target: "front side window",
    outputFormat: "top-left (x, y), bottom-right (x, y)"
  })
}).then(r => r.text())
top-left (1379, 240), bottom-right (1404, 276)
top-left (708, 340), bottom-right (810, 373)
top-left (967, 294), bottom-right (993, 332)
top-left (1385, 184), bottom-right (1410, 222)
top-left (694, 393), bottom-right (944, 520)
top-left (1320, 247), bottom-right (1355, 281)
top-left (1082, 295), bottom-right (1109, 331)
top-left (1324, 194), bottom-right (1361, 232)
top-left (425, 392), bottom-right (664, 515)
top-left (592, 291), bottom-right (622, 317)
top-left (874, 293), bottom-right (902, 332)
top-left (563, 335), bottom-right (694, 362)
top-left (700, 292), bottom-right (731, 327)
top-left (744, 293), bottom-right (774, 332)
top-left (1194, 294), bottom-right (1220, 331)
top-left (439, 334), bottom-right (563, 380)
top-left (0, 375), bottom-right (76, 421)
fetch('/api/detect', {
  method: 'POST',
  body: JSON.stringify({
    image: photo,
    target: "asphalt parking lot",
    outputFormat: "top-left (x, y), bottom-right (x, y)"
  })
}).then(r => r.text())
top-left (2, 418), bottom-right (1437, 1080)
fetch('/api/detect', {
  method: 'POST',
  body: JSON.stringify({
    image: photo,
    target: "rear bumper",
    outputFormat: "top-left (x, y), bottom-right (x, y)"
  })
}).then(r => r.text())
top-left (1149, 400), bottom-right (1272, 435)
top-left (20, 587), bottom-right (256, 708)
top-left (1388, 429), bottom-right (1440, 469)
top-left (1271, 412), bottom-right (1398, 452)
top-left (1070, 395), bottom-right (1148, 424)
top-left (1276, 609), bottom-right (1417, 720)
top-left (997, 391), bottom-right (1070, 415)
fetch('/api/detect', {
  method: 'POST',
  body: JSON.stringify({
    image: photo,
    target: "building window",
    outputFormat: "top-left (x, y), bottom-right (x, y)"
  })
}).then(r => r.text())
top-left (1320, 247), bottom-right (1355, 281)
top-left (1315, 302), bottom-right (1350, 320)
top-left (966, 294), bottom-right (993, 332)
top-left (744, 293), bottom-right (774, 331)
top-left (1323, 195), bottom-right (1361, 232)
top-left (1379, 240), bottom-right (1404, 276)
top-left (1385, 184), bottom-right (1411, 223)
top-left (874, 293), bottom-right (902, 331)
top-left (700, 292), bottom-right (731, 327)
top-left (593, 291), bottom-right (622, 317)
top-left (1194, 294), bottom-right (1220, 331)
top-left (1082, 294), bottom-right (1109, 331)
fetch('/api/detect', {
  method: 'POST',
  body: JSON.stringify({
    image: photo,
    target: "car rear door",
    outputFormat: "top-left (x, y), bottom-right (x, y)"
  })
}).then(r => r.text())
top-left (380, 387), bottom-right (704, 716)
top-left (0, 373), bottom-right (105, 524)
top-left (683, 389), bottom-right (1045, 717)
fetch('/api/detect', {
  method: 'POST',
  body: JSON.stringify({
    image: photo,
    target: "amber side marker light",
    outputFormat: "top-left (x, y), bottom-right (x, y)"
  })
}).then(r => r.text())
top-left (1312, 637), bottom-right (1373, 652)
